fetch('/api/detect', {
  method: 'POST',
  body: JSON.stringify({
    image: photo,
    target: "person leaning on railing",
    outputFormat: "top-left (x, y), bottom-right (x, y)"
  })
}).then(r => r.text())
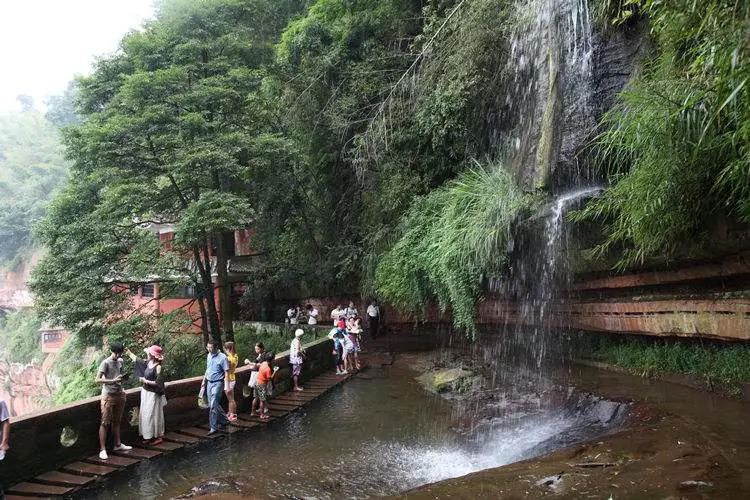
top-left (125, 345), bottom-right (166, 446)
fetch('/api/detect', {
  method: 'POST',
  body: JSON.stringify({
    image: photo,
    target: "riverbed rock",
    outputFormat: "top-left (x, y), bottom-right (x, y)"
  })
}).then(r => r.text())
top-left (415, 368), bottom-right (479, 395)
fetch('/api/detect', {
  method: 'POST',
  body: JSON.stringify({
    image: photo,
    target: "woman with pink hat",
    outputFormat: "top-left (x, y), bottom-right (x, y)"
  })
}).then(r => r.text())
top-left (126, 345), bottom-right (166, 446)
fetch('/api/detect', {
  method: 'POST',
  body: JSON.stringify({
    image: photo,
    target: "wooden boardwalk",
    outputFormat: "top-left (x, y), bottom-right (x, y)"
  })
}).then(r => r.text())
top-left (5, 371), bottom-right (355, 498)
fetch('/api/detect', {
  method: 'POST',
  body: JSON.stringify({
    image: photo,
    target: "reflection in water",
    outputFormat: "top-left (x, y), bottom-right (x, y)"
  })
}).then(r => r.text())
top-left (78, 363), bottom-right (623, 499)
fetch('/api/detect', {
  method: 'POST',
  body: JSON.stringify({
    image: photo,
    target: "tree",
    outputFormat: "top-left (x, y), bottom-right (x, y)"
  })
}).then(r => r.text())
top-left (32, 0), bottom-right (305, 347)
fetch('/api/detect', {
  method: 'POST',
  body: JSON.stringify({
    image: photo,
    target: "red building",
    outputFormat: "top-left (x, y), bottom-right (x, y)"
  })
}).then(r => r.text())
top-left (122, 225), bottom-right (260, 332)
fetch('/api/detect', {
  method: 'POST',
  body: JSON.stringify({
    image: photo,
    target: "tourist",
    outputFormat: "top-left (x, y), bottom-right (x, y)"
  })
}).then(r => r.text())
top-left (125, 345), bottom-right (166, 445)
top-left (367, 299), bottom-right (380, 339)
top-left (340, 325), bottom-right (354, 373)
top-left (330, 303), bottom-right (344, 325)
top-left (328, 327), bottom-right (345, 374)
top-left (290, 328), bottom-right (305, 391)
top-left (347, 314), bottom-right (363, 371)
top-left (344, 300), bottom-right (358, 319)
top-left (0, 398), bottom-right (9, 460)
top-left (287, 305), bottom-right (298, 324)
top-left (244, 342), bottom-right (266, 416)
top-left (254, 352), bottom-right (274, 421)
top-left (224, 341), bottom-right (239, 422)
top-left (200, 341), bottom-right (230, 435)
top-left (95, 342), bottom-right (132, 460)
top-left (306, 304), bottom-right (319, 325)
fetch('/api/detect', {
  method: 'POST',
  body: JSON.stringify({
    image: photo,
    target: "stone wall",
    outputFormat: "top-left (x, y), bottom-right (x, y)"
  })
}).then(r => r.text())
top-left (0, 336), bottom-right (334, 487)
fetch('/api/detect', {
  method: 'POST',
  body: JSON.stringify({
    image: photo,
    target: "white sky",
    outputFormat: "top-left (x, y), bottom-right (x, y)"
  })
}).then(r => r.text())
top-left (0, 0), bottom-right (156, 112)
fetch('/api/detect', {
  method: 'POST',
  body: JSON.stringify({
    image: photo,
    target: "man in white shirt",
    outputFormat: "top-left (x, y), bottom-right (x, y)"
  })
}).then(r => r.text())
top-left (367, 300), bottom-right (380, 339)
top-left (306, 304), bottom-right (319, 325)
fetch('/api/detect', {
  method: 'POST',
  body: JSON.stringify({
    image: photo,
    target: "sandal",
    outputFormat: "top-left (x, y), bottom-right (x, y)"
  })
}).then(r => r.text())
top-left (259, 414), bottom-right (270, 421)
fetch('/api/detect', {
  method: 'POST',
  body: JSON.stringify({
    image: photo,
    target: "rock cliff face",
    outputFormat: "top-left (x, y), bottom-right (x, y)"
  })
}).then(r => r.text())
top-left (553, 18), bottom-right (648, 190)
top-left (499, 0), bottom-right (647, 191)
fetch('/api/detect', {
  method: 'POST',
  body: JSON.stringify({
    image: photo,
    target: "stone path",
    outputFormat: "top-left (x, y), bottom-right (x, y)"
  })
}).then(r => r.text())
top-left (5, 371), bottom-right (356, 498)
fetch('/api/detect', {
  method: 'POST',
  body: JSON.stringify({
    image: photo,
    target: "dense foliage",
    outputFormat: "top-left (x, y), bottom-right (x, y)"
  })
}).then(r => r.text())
top-left (0, 310), bottom-right (43, 365)
top-left (0, 110), bottom-right (69, 269)
top-left (576, 0), bottom-right (749, 268)
top-left (376, 165), bottom-right (540, 336)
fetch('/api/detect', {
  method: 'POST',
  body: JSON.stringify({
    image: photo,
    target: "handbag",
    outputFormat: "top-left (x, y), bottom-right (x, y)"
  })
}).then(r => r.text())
top-left (249, 370), bottom-right (259, 388)
top-left (197, 386), bottom-right (209, 409)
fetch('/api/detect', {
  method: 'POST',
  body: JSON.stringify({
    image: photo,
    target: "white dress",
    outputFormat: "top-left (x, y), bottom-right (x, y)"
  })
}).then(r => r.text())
top-left (138, 361), bottom-right (166, 440)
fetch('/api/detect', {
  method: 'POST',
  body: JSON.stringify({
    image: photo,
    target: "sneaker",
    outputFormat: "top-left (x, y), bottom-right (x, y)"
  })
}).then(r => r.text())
top-left (207, 428), bottom-right (218, 436)
top-left (228, 413), bottom-right (238, 422)
top-left (99, 449), bottom-right (108, 460)
top-left (113, 443), bottom-right (132, 451)
top-left (294, 387), bottom-right (304, 391)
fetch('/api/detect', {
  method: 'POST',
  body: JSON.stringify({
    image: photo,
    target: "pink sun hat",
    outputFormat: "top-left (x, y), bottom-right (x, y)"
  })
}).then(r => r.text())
top-left (144, 344), bottom-right (164, 360)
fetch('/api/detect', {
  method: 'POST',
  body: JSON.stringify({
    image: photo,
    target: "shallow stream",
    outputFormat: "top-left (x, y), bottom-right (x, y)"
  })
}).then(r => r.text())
top-left (77, 360), bottom-right (625, 499)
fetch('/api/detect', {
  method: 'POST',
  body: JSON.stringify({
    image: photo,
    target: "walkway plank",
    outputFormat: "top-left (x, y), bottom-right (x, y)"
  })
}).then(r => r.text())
top-left (6, 482), bottom-right (75, 496)
top-left (147, 440), bottom-right (184, 451)
top-left (85, 454), bottom-right (140, 468)
top-left (163, 431), bottom-right (200, 444)
top-left (267, 402), bottom-right (301, 412)
top-left (62, 461), bottom-right (118, 476)
top-left (239, 413), bottom-right (277, 424)
top-left (229, 418), bottom-right (257, 429)
top-left (34, 470), bottom-right (95, 486)
top-left (111, 446), bottom-right (162, 459)
top-left (178, 426), bottom-right (217, 438)
top-left (267, 399), bottom-right (302, 408)
top-left (274, 394), bottom-right (318, 404)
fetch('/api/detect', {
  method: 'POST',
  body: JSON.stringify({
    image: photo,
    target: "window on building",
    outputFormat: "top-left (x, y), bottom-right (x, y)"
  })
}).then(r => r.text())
top-left (141, 283), bottom-right (155, 298)
top-left (129, 284), bottom-right (139, 296)
top-left (160, 283), bottom-right (196, 299)
top-left (43, 332), bottom-right (62, 342)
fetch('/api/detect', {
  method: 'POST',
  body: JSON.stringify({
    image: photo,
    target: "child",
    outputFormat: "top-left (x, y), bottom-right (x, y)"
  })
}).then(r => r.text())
top-left (254, 352), bottom-right (274, 421)
top-left (329, 328), bottom-right (346, 374)
top-left (224, 341), bottom-right (238, 422)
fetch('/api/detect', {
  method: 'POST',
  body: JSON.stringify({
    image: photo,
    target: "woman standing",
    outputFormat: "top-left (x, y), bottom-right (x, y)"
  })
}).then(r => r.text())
top-left (224, 341), bottom-right (238, 422)
top-left (290, 329), bottom-right (305, 391)
top-left (126, 345), bottom-right (166, 446)
top-left (347, 314), bottom-right (363, 371)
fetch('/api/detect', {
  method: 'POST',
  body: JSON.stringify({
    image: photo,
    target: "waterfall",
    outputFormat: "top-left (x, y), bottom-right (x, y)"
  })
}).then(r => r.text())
top-left (502, 0), bottom-right (594, 189)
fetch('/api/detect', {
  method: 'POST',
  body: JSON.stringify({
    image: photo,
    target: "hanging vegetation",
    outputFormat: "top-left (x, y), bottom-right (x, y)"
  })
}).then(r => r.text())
top-left (575, 0), bottom-right (749, 268)
top-left (376, 164), bottom-right (540, 337)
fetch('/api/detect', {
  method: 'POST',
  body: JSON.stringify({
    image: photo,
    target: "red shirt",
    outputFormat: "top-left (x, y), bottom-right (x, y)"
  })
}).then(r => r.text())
top-left (257, 362), bottom-right (272, 385)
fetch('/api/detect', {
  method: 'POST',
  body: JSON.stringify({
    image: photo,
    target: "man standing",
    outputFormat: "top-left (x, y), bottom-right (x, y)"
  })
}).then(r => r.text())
top-left (96, 342), bottom-right (132, 460)
top-left (367, 300), bottom-right (380, 339)
top-left (201, 341), bottom-right (230, 435)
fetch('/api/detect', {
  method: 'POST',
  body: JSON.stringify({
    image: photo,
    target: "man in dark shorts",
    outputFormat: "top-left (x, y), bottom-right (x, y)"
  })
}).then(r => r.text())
top-left (96, 342), bottom-right (132, 460)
